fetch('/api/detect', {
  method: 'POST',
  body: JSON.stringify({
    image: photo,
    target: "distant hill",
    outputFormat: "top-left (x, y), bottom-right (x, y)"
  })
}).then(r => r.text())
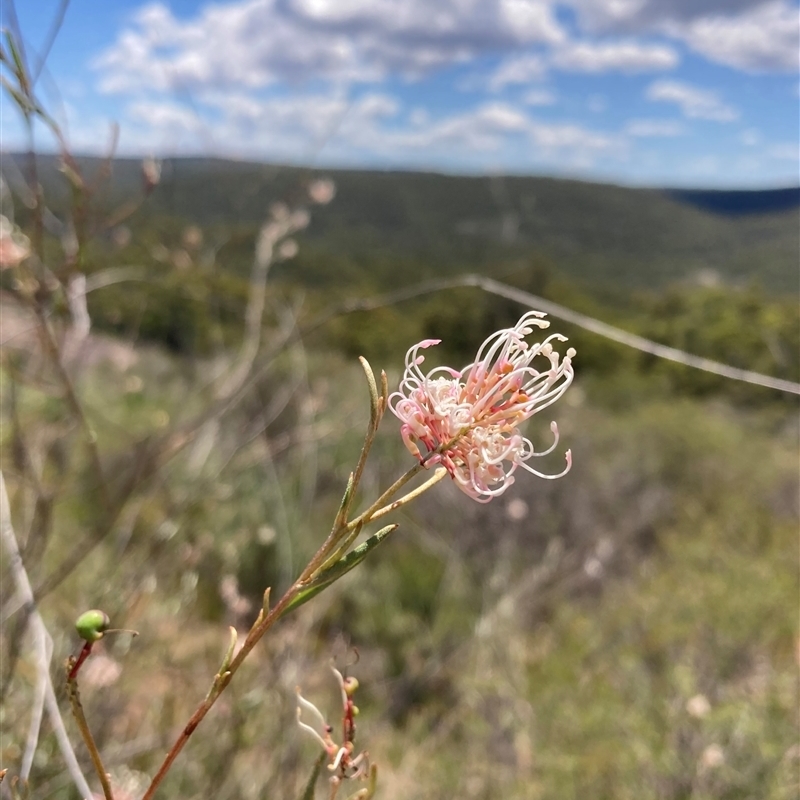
top-left (5, 154), bottom-right (798, 294)
top-left (667, 187), bottom-right (800, 216)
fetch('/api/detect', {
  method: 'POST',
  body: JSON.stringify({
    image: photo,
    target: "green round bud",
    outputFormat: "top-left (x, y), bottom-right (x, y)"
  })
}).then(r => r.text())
top-left (75, 609), bottom-right (110, 643)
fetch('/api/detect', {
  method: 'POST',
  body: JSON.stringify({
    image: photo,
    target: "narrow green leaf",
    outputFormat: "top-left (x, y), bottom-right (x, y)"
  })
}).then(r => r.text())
top-left (0, 77), bottom-right (34, 114)
top-left (282, 524), bottom-right (398, 617)
top-left (334, 472), bottom-right (355, 529)
top-left (4, 31), bottom-right (28, 92)
top-left (379, 370), bottom-right (389, 418)
top-left (298, 751), bottom-right (326, 800)
top-left (359, 356), bottom-right (379, 429)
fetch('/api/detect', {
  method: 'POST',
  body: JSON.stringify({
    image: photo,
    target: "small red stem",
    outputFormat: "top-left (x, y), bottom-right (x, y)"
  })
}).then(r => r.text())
top-left (68, 641), bottom-right (93, 681)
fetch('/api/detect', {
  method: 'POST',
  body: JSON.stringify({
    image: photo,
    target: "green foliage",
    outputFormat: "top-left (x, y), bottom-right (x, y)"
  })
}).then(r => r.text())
top-left (86, 265), bottom-right (252, 355)
top-left (637, 285), bottom-right (800, 400)
top-left (521, 402), bottom-right (797, 799)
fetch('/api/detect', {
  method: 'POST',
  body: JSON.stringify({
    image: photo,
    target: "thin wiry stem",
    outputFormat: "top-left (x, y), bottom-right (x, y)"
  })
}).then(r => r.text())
top-left (214, 213), bottom-right (306, 401)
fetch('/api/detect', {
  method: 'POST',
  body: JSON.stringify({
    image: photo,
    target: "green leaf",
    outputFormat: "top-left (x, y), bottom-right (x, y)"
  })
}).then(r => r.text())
top-left (3, 30), bottom-right (28, 92)
top-left (298, 751), bottom-right (326, 800)
top-left (333, 472), bottom-right (355, 530)
top-left (281, 524), bottom-right (398, 617)
top-left (0, 76), bottom-right (34, 113)
top-left (359, 356), bottom-right (379, 430)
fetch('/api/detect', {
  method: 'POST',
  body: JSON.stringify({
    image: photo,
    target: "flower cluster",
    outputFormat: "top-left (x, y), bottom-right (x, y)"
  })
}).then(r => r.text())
top-left (389, 311), bottom-right (575, 502)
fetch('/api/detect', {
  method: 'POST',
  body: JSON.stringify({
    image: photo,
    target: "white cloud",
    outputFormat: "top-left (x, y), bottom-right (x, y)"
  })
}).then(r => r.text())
top-left (523, 88), bottom-right (557, 105)
top-left (128, 100), bottom-right (204, 131)
top-left (551, 39), bottom-right (678, 72)
top-left (565, 0), bottom-right (799, 73)
top-left (389, 103), bottom-right (529, 152)
top-left (291, 0), bottom-right (565, 44)
top-left (105, 90), bottom-right (620, 173)
top-left (500, 0), bottom-right (566, 41)
top-left (565, 0), bottom-right (650, 29)
top-left (527, 119), bottom-right (616, 152)
top-left (670, 1), bottom-right (799, 72)
top-left (646, 80), bottom-right (739, 122)
top-left (488, 54), bottom-right (547, 90)
top-left (410, 107), bottom-right (429, 126)
top-left (483, 38), bottom-right (677, 96)
top-left (624, 118), bottom-right (685, 136)
top-left (70, 0), bottom-right (796, 182)
top-left (95, 0), bottom-right (566, 94)
top-left (109, 90), bottom-right (401, 161)
top-left (350, 102), bottom-right (620, 171)
top-left (94, 1), bottom-right (375, 92)
top-left (767, 142), bottom-right (799, 161)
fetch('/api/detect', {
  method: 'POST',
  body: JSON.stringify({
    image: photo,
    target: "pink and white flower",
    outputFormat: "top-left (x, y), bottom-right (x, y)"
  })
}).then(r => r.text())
top-left (389, 311), bottom-right (575, 502)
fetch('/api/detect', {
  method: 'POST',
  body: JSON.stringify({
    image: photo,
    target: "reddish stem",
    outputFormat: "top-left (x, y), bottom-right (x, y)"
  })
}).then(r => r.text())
top-left (68, 641), bottom-right (93, 681)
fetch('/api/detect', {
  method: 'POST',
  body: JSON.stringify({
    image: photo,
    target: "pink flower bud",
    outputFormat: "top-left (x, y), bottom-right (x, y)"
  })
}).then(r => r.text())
top-left (142, 157), bottom-right (161, 190)
top-left (0, 216), bottom-right (30, 269)
top-left (308, 178), bottom-right (336, 205)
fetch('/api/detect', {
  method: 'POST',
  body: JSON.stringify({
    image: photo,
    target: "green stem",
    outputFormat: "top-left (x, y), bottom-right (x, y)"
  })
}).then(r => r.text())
top-left (345, 433), bottom-right (463, 534)
top-left (363, 467), bottom-right (447, 525)
top-left (315, 467), bottom-right (447, 577)
top-left (345, 461), bottom-right (426, 534)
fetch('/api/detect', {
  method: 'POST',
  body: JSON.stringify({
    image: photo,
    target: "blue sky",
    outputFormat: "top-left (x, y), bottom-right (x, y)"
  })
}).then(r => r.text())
top-left (2, 0), bottom-right (798, 187)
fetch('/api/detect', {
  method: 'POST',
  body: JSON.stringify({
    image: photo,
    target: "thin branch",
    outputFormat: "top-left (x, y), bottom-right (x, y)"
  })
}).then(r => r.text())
top-left (469, 275), bottom-right (800, 396)
top-left (61, 272), bottom-right (91, 364)
top-left (321, 275), bottom-right (800, 396)
top-left (0, 471), bottom-right (94, 800)
top-left (66, 675), bottom-right (115, 800)
top-left (30, 303), bottom-right (109, 508)
top-left (213, 220), bottom-right (276, 400)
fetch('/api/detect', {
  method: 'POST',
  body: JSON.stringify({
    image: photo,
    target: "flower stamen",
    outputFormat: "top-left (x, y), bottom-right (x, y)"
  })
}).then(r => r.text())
top-left (389, 312), bottom-right (575, 502)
